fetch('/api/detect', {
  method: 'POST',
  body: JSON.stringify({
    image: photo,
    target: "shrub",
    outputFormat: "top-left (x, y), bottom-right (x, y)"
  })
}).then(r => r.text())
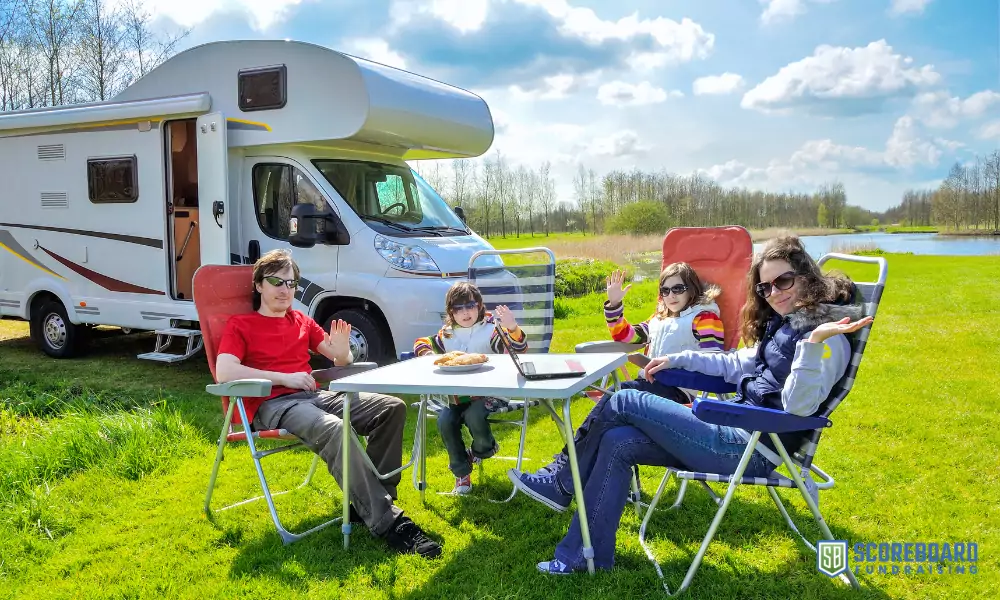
top-left (554, 258), bottom-right (629, 298)
top-left (605, 201), bottom-right (670, 236)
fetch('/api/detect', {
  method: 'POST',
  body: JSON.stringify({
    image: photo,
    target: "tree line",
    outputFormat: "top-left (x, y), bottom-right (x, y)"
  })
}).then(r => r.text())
top-left (0, 0), bottom-right (187, 110)
top-left (883, 149), bottom-right (1000, 231)
top-left (414, 151), bottom-right (881, 238)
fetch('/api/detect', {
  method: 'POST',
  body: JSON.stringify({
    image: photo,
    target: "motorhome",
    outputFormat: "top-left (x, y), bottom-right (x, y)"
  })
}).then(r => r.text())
top-left (0, 39), bottom-right (501, 364)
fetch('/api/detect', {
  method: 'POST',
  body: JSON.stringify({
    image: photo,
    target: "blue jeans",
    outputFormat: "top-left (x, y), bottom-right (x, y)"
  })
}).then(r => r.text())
top-left (554, 388), bottom-right (777, 571)
top-left (437, 398), bottom-right (497, 477)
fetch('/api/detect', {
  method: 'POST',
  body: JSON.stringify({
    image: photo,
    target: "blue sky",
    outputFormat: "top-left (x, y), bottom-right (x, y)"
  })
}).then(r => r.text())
top-left (143, 0), bottom-right (1000, 211)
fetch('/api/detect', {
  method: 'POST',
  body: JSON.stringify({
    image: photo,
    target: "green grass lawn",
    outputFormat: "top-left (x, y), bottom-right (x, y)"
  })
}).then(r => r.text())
top-left (1, 253), bottom-right (997, 599)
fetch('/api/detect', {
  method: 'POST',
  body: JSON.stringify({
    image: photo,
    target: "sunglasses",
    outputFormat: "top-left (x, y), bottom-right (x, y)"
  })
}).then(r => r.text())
top-left (263, 276), bottom-right (299, 289)
top-left (660, 284), bottom-right (689, 297)
top-left (449, 300), bottom-right (479, 312)
top-left (755, 271), bottom-right (797, 298)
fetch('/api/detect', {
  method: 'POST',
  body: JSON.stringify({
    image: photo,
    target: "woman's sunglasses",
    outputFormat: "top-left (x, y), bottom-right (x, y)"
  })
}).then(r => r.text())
top-left (449, 300), bottom-right (479, 312)
top-left (660, 284), bottom-right (689, 297)
top-left (263, 276), bottom-right (299, 289)
top-left (755, 271), bottom-right (797, 298)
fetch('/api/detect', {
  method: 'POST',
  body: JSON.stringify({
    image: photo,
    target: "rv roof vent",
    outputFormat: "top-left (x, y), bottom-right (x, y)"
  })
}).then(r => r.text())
top-left (37, 144), bottom-right (66, 160)
top-left (41, 191), bottom-right (68, 209)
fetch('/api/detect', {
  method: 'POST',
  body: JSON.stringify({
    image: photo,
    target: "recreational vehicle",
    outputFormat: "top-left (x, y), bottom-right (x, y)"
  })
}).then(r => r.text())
top-left (0, 39), bottom-right (501, 365)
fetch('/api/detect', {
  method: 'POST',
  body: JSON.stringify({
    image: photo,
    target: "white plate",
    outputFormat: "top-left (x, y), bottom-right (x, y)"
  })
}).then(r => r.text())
top-left (434, 360), bottom-right (490, 373)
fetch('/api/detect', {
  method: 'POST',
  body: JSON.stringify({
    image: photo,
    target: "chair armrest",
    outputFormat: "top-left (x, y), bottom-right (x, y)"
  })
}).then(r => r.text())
top-left (653, 369), bottom-right (738, 394)
top-left (691, 398), bottom-right (832, 433)
top-left (206, 379), bottom-right (272, 398)
top-left (574, 340), bottom-right (645, 353)
top-left (313, 362), bottom-right (378, 382)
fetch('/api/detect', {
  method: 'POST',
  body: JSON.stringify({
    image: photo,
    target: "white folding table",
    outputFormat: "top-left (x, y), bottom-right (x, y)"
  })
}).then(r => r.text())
top-left (328, 351), bottom-right (628, 574)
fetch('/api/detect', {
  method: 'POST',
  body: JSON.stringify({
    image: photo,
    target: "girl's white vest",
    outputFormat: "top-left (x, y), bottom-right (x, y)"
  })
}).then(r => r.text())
top-left (645, 300), bottom-right (722, 358)
top-left (438, 317), bottom-right (497, 354)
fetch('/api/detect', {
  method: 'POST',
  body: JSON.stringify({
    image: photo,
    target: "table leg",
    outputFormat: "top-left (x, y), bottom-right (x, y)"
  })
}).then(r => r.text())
top-left (342, 392), bottom-right (353, 549)
top-left (561, 398), bottom-right (595, 575)
top-left (420, 397), bottom-right (427, 505)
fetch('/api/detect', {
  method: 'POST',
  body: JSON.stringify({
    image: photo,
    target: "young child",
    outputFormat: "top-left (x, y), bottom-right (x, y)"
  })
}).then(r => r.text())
top-left (528, 262), bottom-right (725, 477)
top-left (414, 281), bottom-right (528, 494)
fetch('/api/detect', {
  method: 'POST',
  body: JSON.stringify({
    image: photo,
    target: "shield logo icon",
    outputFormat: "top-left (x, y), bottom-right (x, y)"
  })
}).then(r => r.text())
top-left (817, 540), bottom-right (849, 577)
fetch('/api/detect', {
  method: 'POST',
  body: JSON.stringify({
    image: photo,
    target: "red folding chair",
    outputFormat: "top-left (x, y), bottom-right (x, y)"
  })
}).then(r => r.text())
top-left (194, 264), bottom-right (378, 546)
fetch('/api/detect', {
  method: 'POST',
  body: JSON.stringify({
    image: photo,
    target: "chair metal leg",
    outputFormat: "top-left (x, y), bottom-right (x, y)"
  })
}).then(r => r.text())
top-left (769, 433), bottom-right (860, 590)
top-left (488, 400), bottom-right (531, 504)
top-left (204, 397), bottom-right (237, 518)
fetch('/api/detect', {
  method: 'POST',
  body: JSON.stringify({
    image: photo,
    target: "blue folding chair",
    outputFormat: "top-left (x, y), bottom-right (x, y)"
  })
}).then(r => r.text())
top-left (638, 252), bottom-right (886, 594)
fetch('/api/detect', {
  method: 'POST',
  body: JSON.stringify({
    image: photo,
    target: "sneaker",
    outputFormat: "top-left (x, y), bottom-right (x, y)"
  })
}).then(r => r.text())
top-left (507, 469), bottom-right (572, 512)
top-left (536, 452), bottom-right (568, 477)
top-left (537, 558), bottom-right (576, 575)
top-left (382, 515), bottom-right (442, 559)
top-left (452, 474), bottom-right (472, 495)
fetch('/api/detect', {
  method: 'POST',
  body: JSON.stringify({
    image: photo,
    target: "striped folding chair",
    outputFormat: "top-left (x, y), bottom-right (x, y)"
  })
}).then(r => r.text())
top-left (638, 253), bottom-right (887, 594)
top-left (408, 248), bottom-right (559, 502)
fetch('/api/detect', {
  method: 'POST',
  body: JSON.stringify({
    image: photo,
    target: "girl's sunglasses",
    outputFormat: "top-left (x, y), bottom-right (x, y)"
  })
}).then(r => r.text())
top-left (264, 276), bottom-right (299, 289)
top-left (449, 300), bottom-right (479, 312)
top-left (755, 271), bottom-right (796, 298)
top-left (660, 284), bottom-right (689, 296)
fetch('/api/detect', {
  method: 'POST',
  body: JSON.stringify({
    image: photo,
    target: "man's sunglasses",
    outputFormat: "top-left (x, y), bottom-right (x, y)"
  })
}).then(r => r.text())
top-left (755, 271), bottom-right (797, 298)
top-left (449, 300), bottom-right (479, 312)
top-left (263, 276), bottom-right (299, 289)
top-left (660, 284), bottom-right (689, 297)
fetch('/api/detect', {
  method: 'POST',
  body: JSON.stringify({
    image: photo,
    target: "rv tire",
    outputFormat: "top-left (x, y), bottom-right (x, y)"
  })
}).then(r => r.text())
top-left (31, 299), bottom-right (85, 358)
top-left (321, 309), bottom-right (392, 365)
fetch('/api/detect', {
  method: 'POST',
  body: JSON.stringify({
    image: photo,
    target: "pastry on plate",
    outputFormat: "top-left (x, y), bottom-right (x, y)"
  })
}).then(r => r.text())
top-left (433, 351), bottom-right (489, 366)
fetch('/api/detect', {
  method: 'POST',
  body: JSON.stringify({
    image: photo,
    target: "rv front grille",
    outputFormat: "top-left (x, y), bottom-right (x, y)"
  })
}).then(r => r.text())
top-left (41, 192), bottom-right (68, 209)
top-left (37, 144), bottom-right (66, 160)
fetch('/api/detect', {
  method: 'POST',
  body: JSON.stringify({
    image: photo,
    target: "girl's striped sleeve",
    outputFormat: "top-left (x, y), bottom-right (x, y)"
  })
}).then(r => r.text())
top-left (490, 324), bottom-right (527, 354)
top-left (414, 330), bottom-right (446, 356)
top-left (605, 301), bottom-right (650, 344)
top-left (691, 311), bottom-right (725, 351)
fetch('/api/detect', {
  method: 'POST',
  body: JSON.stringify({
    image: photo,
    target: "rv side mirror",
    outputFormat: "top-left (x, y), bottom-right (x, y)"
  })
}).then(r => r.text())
top-left (289, 203), bottom-right (319, 248)
top-left (323, 213), bottom-right (351, 246)
top-left (454, 206), bottom-right (467, 224)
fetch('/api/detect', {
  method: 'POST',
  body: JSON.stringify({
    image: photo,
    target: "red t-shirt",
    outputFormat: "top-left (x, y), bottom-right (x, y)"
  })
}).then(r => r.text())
top-left (216, 309), bottom-right (326, 423)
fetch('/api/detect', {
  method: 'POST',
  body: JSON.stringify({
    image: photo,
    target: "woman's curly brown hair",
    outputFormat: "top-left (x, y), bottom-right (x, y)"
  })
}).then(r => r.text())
top-left (739, 234), bottom-right (855, 345)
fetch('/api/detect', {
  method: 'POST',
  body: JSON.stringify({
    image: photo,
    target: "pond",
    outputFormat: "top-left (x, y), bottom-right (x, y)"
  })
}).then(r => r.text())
top-left (630, 232), bottom-right (999, 280)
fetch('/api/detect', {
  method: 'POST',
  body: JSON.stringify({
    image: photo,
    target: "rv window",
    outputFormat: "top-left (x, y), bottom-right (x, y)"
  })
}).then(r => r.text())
top-left (252, 163), bottom-right (331, 240)
top-left (87, 156), bottom-right (138, 203)
top-left (238, 65), bottom-right (287, 112)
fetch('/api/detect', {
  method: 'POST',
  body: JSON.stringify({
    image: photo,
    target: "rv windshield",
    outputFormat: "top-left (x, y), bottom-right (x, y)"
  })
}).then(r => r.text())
top-left (312, 159), bottom-right (469, 237)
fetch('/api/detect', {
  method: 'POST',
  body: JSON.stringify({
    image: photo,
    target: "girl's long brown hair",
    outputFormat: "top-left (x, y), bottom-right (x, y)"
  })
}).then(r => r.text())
top-left (655, 262), bottom-right (721, 318)
top-left (441, 281), bottom-right (485, 337)
top-left (739, 234), bottom-right (855, 345)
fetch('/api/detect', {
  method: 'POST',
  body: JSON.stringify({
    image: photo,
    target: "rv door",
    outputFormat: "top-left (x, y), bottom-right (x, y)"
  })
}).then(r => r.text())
top-left (196, 112), bottom-right (230, 266)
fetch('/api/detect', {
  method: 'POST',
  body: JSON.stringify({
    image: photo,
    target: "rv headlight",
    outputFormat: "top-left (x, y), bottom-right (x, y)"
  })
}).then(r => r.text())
top-left (374, 234), bottom-right (440, 273)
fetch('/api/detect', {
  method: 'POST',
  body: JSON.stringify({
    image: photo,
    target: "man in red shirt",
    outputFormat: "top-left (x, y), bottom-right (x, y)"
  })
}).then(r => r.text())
top-left (216, 249), bottom-right (440, 558)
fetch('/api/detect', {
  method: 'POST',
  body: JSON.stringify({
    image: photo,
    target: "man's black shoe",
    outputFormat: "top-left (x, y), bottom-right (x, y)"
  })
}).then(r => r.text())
top-left (382, 515), bottom-right (442, 559)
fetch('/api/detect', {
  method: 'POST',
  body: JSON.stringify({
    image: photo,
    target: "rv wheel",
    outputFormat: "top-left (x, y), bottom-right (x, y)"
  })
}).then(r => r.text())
top-left (322, 309), bottom-right (392, 365)
top-left (31, 300), bottom-right (85, 358)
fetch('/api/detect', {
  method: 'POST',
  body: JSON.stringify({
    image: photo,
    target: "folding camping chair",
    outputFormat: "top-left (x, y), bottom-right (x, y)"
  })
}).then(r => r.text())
top-left (638, 252), bottom-right (887, 594)
top-left (406, 247), bottom-right (565, 502)
top-left (574, 225), bottom-right (753, 511)
top-left (194, 264), bottom-right (406, 546)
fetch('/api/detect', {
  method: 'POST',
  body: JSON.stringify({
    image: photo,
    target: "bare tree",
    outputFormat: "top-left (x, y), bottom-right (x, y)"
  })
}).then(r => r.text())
top-left (76, 0), bottom-right (128, 100)
top-left (28, 0), bottom-right (84, 106)
top-left (538, 161), bottom-right (553, 236)
top-left (120, 0), bottom-right (188, 85)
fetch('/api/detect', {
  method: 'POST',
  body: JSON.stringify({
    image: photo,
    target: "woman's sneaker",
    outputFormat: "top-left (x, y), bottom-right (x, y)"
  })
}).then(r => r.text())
top-left (535, 452), bottom-right (568, 476)
top-left (507, 469), bottom-right (572, 512)
top-left (382, 515), bottom-right (442, 559)
top-left (537, 558), bottom-right (576, 575)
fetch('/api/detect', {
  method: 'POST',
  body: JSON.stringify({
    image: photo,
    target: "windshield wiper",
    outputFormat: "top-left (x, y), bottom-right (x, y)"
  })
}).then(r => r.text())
top-left (360, 215), bottom-right (417, 233)
top-left (411, 225), bottom-right (468, 235)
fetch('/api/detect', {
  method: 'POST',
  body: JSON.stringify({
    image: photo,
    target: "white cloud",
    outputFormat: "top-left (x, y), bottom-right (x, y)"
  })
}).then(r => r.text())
top-left (980, 122), bottom-right (1000, 140)
top-left (758, 0), bottom-right (839, 25)
top-left (587, 130), bottom-right (649, 158)
top-left (342, 38), bottom-right (408, 70)
top-left (911, 90), bottom-right (1000, 128)
top-left (741, 40), bottom-right (940, 115)
top-left (597, 81), bottom-right (682, 106)
top-left (884, 116), bottom-right (942, 167)
top-left (888, 0), bottom-right (934, 16)
top-left (140, 0), bottom-right (304, 30)
top-left (509, 74), bottom-right (583, 100)
top-left (426, 0), bottom-right (490, 32)
top-left (692, 73), bottom-right (746, 95)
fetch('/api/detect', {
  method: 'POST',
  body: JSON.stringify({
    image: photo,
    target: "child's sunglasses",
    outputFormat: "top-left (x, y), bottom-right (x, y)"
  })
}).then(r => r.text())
top-left (755, 271), bottom-right (797, 298)
top-left (449, 300), bottom-right (479, 312)
top-left (263, 276), bottom-right (299, 289)
top-left (660, 284), bottom-right (689, 296)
